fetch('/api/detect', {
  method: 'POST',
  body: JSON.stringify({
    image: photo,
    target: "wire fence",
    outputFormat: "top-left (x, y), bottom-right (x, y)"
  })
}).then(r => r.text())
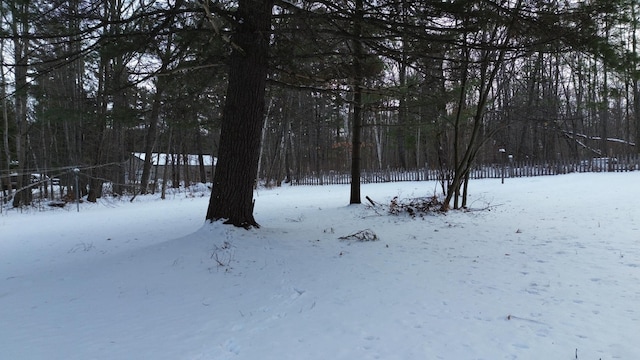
top-left (292, 154), bottom-right (640, 186)
top-left (1, 154), bottom-right (638, 208)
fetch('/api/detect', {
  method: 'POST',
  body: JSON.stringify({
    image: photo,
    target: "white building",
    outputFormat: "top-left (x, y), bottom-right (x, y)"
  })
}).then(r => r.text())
top-left (128, 152), bottom-right (216, 185)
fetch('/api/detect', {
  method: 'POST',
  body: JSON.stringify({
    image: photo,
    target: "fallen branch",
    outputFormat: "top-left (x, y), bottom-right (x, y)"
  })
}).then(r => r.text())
top-left (339, 229), bottom-right (379, 242)
top-left (365, 195), bottom-right (377, 206)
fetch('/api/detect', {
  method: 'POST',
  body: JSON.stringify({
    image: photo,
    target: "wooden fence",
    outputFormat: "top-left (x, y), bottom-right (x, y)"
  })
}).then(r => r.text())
top-left (292, 154), bottom-right (640, 186)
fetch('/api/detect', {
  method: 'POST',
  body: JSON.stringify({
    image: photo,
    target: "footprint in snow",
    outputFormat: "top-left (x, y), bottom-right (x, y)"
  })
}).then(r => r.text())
top-left (224, 339), bottom-right (240, 355)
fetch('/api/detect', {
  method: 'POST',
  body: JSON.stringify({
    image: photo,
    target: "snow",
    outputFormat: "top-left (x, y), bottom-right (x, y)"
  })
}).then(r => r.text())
top-left (1, 173), bottom-right (639, 359)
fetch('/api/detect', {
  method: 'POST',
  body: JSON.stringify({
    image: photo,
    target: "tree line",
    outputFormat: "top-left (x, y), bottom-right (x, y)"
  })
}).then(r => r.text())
top-left (0, 0), bottom-right (638, 226)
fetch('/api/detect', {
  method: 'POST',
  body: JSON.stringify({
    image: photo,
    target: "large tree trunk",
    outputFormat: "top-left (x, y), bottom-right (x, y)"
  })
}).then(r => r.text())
top-left (206, 0), bottom-right (274, 228)
top-left (349, 0), bottom-right (364, 205)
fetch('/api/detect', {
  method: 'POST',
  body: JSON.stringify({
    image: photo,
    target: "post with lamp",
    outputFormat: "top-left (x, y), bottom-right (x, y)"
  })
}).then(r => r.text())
top-left (73, 168), bottom-right (80, 212)
top-left (499, 148), bottom-right (506, 184)
top-left (508, 154), bottom-right (514, 178)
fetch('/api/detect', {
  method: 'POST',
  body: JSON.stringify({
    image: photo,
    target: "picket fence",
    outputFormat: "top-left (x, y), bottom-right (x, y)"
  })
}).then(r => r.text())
top-left (293, 154), bottom-right (640, 186)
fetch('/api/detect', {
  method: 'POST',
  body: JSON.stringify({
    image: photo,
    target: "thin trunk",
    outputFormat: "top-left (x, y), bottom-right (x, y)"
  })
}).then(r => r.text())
top-left (448, 33), bottom-right (470, 210)
top-left (196, 128), bottom-right (207, 184)
top-left (12, 0), bottom-right (31, 207)
top-left (443, 0), bottom-right (522, 210)
top-left (0, 18), bottom-right (12, 200)
top-left (87, 56), bottom-right (108, 203)
top-left (161, 130), bottom-right (172, 200)
top-left (601, 22), bottom-right (610, 160)
top-left (397, 59), bottom-right (408, 168)
top-left (373, 110), bottom-right (383, 169)
top-left (632, 2), bottom-right (640, 153)
top-left (140, 80), bottom-right (165, 194)
top-left (256, 97), bottom-right (273, 183)
top-left (396, 0), bottom-right (409, 168)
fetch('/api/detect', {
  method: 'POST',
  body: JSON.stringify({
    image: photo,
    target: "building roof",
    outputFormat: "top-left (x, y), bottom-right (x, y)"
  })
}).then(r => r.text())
top-left (132, 152), bottom-right (216, 166)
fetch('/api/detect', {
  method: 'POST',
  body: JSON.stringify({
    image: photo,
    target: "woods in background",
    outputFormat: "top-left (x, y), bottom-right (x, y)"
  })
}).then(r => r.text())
top-left (0, 0), bottom-right (638, 214)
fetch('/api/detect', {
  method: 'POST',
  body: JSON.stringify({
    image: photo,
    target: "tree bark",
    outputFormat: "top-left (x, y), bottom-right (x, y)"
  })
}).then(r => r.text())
top-left (140, 87), bottom-right (163, 194)
top-left (349, 0), bottom-right (364, 205)
top-left (632, 2), bottom-right (640, 153)
top-left (206, 0), bottom-right (274, 228)
top-left (0, 14), bottom-right (12, 201)
top-left (442, 0), bottom-right (521, 210)
top-left (195, 128), bottom-right (207, 184)
top-left (11, 0), bottom-right (31, 207)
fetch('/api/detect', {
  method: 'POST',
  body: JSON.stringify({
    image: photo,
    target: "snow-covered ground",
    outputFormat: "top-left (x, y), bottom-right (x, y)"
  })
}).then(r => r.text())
top-left (1, 173), bottom-right (638, 360)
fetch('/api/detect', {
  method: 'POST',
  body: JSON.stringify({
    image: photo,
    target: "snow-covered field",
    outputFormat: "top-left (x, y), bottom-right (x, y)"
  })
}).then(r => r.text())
top-left (1, 173), bottom-right (639, 360)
